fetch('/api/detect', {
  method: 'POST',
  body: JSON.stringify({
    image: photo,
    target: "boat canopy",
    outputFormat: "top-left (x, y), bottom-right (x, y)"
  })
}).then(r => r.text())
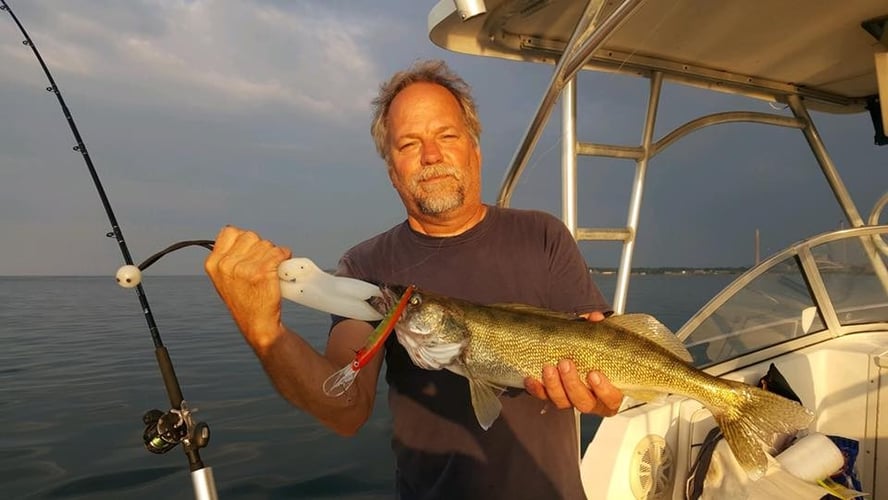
top-left (430, 0), bottom-right (887, 114)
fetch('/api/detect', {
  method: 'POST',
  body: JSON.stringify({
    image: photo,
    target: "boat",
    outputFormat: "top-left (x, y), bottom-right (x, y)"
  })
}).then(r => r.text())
top-left (427, 1), bottom-right (888, 498)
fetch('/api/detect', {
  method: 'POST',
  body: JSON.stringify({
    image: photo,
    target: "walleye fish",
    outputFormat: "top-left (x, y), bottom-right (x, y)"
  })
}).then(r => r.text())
top-left (371, 285), bottom-right (814, 479)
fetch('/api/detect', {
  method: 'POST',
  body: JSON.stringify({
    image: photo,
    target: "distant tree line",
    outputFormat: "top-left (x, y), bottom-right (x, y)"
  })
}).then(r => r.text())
top-left (588, 267), bottom-right (747, 275)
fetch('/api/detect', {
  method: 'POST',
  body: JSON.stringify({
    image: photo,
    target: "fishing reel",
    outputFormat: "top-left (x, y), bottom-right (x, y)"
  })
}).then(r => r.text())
top-left (142, 401), bottom-right (210, 455)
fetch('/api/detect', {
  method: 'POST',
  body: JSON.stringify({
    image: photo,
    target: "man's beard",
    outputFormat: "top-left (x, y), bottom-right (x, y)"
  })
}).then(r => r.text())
top-left (410, 164), bottom-right (466, 215)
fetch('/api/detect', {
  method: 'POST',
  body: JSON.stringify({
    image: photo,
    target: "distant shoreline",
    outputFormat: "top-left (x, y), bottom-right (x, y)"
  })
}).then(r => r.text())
top-left (589, 267), bottom-right (746, 276)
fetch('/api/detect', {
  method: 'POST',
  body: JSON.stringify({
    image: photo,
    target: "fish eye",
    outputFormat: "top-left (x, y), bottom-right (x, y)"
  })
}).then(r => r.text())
top-left (409, 294), bottom-right (421, 306)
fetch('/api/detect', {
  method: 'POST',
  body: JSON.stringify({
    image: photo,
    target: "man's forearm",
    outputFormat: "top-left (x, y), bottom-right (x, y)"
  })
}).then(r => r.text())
top-left (252, 326), bottom-right (377, 436)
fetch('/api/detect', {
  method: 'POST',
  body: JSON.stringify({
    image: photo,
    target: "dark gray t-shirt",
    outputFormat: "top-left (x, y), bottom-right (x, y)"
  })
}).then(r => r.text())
top-left (336, 205), bottom-right (609, 500)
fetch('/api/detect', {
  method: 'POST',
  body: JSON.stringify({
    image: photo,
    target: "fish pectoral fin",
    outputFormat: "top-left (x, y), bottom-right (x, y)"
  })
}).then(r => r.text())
top-left (459, 361), bottom-right (503, 430)
top-left (604, 313), bottom-right (693, 363)
top-left (469, 379), bottom-right (503, 431)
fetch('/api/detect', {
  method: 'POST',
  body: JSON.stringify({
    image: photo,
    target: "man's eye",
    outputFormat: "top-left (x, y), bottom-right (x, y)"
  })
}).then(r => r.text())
top-left (399, 142), bottom-right (418, 151)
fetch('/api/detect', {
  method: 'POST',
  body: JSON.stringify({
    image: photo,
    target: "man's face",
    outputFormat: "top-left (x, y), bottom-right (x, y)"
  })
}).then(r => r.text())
top-left (386, 82), bottom-right (481, 216)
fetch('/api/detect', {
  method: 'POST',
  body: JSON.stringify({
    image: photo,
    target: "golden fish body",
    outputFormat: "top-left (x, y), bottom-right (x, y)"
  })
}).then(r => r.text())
top-left (378, 285), bottom-right (814, 479)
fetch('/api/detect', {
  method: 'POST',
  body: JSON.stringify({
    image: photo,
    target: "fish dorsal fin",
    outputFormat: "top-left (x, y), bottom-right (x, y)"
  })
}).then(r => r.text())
top-left (604, 313), bottom-right (693, 363)
top-left (488, 303), bottom-right (582, 321)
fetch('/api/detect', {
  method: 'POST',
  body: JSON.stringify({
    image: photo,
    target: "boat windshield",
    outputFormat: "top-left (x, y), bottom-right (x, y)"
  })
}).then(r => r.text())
top-left (681, 228), bottom-right (888, 367)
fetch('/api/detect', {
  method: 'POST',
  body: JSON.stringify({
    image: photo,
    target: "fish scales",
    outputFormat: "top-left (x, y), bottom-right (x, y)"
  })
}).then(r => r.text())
top-left (461, 304), bottom-right (723, 400)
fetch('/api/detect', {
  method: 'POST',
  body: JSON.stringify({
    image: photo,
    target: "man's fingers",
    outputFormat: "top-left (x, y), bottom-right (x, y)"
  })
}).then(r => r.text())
top-left (258, 244), bottom-right (292, 274)
top-left (227, 230), bottom-right (262, 258)
top-left (541, 364), bottom-right (571, 409)
top-left (214, 225), bottom-right (255, 253)
top-left (212, 231), bottom-right (268, 278)
top-left (527, 361), bottom-right (624, 417)
top-left (523, 377), bottom-right (547, 401)
top-left (206, 226), bottom-right (239, 270)
top-left (584, 311), bottom-right (605, 322)
top-left (557, 360), bottom-right (599, 413)
top-left (586, 371), bottom-right (623, 416)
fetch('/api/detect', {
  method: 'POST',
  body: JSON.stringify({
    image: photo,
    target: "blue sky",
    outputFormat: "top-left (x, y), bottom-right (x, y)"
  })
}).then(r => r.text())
top-left (1, 0), bottom-right (885, 276)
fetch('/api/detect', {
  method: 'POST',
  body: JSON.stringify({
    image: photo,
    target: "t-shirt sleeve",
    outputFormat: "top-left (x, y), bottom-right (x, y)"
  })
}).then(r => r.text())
top-left (542, 213), bottom-right (612, 316)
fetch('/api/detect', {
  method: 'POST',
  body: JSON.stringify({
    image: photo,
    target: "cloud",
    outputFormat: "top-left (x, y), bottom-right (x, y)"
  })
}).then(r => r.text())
top-left (0, 0), bottom-right (386, 118)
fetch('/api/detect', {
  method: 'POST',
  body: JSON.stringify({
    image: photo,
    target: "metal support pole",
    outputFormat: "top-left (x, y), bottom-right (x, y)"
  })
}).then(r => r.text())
top-left (562, 78), bottom-right (578, 236)
top-left (612, 72), bottom-right (663, 314)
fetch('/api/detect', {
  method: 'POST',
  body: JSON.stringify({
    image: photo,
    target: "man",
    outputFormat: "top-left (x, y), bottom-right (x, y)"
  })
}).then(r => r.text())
top-left (206, 59), bottom-right (623, 499)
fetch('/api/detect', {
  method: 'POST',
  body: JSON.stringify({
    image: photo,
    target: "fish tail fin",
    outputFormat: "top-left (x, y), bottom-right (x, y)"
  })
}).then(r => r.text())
top-left (712, 380), bottom-right (814, 480)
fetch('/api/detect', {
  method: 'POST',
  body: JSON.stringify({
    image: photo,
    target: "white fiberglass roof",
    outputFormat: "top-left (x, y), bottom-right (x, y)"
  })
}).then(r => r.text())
top-left (429, 0), bottom-right (888, 112)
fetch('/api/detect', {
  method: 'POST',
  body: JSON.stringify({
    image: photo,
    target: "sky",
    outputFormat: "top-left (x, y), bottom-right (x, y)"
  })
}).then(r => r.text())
top-left (1, 0), bottom-right (886, 276)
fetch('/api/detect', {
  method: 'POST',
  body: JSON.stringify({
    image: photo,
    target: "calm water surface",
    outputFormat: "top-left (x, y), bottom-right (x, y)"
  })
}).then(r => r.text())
top-left (0, 274), bottom-right (735, 499)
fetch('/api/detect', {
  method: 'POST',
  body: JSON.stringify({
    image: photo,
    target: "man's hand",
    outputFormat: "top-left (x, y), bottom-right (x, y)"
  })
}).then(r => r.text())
top-left (523, 310), bottom-right (624, 417)
top-left (204, 225), bottom-right (292, 352)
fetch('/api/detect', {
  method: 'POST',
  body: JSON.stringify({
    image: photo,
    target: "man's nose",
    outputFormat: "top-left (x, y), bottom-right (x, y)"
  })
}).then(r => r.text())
top-left (421, 140), bottom-right (442, 165)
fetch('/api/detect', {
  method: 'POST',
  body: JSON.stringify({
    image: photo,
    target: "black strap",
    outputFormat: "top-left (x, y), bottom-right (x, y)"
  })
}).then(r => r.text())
top-left (685, 426), bottom-right (724, 499)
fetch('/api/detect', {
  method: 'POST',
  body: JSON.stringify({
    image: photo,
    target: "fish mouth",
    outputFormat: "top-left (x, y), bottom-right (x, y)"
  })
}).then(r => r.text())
top-left (367, 284), bottom-right (410, 316)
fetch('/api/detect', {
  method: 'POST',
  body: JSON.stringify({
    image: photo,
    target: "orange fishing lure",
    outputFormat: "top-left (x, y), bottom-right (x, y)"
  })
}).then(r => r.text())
top-left (322, 284), bottom-right (415, 397)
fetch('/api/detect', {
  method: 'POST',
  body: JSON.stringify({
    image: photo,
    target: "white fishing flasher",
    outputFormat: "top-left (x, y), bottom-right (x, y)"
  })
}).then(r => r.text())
top-left (278, 257), bottom-right (383, 321)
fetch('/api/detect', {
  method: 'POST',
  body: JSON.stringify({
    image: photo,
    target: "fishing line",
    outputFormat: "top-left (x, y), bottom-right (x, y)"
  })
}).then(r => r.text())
top-left (520, 134), bottom-right (562, 181)
top-left (612, 1), bottom-right (682, 75)
top-left (137, 239), bottom-right (215, 271)
top-left (1, 2), bottom-right (216, 495)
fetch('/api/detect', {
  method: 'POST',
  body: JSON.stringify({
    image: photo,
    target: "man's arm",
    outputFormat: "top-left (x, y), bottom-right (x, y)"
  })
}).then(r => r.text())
top-left (205, 226), bottom-right (383, 435)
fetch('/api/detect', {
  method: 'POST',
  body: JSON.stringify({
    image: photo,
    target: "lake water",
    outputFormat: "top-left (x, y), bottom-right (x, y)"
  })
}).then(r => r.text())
top-left (0, 274), bottom-right (736, 499)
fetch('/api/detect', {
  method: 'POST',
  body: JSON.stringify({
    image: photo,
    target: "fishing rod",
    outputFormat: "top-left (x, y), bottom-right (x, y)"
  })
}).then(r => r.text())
top-left (1, 2), bottom-right (217, 498)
